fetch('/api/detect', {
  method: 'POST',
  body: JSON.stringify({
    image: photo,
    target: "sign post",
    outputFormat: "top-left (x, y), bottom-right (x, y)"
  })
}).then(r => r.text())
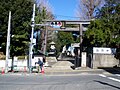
top-left (29, 4), bottom-right (35, 73)
top-left (5, 11), bottom-right (11, 73)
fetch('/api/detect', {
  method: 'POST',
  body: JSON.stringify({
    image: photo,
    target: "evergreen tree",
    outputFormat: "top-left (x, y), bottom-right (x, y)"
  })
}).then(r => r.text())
top-left (84, 0), bottom-right (120, 47)
top-left (0, 0), bottom-right (34, 56)
top-left (55, 31), bottom-right (74, 54)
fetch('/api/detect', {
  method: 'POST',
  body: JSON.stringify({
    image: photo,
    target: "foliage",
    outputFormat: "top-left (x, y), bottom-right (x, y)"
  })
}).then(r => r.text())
top-left (55, 31), bottom-right (74, 53)
top-left (0, 0), bottom-right (54, 56)
top-left (0, 0), bottom-right (34, 56)
top-left (34, 0), bottom-right (54, 53)
top-left (84, 0), bottom-right (120, 47)
top-left (17, 56), bottom-right (26, 60)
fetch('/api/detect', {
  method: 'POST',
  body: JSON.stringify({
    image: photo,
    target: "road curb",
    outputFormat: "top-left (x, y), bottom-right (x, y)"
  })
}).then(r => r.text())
top-left (1, 68), bottom-right (119, 76)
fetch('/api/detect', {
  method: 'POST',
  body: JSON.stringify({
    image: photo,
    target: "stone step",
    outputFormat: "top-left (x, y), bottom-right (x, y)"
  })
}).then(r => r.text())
top-left (51, 61), bottom-right (74, 70)
top-left (52, 61), bottom-right (74, 66)
top-left (46, 57), bottom-right (57, 62)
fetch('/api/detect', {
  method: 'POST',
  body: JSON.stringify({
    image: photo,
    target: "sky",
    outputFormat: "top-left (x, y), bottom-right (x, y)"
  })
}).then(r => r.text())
top-left (48, 0), bottom-right (78, 20)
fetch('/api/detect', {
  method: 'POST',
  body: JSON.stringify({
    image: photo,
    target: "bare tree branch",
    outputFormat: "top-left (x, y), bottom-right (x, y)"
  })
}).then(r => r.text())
top-left (76, 0), bottom-right (105, 20)
top-left (37, 0), bottom-right (54, 20)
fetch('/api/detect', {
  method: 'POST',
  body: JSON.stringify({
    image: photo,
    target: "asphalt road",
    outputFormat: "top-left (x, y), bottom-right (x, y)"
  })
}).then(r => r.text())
top-left (0, 73), bottom-right (120, 90)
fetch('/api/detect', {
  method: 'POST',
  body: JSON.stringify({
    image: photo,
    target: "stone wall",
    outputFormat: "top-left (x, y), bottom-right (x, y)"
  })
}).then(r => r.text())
top-left (92, 54), bottom-right (119, 68)
top-left (0, 59), bottom-right (28, 71)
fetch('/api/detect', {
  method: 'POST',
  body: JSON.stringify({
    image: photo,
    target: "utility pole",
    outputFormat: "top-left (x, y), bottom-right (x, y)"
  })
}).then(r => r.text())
top-left (43, 26), bottom-right (48, 55)
top-left (5, 11), bottom-right (11, 73)
top-left (29, 4), bottom-right (35, 73)
top-left (28, 4), bottom-right (52, 73)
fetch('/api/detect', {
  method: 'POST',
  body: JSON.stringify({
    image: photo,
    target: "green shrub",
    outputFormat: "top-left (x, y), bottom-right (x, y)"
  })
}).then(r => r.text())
top-left (0, 55), bottom-right (5, 60)
top-left (18, 56), bottom-right (27, 60)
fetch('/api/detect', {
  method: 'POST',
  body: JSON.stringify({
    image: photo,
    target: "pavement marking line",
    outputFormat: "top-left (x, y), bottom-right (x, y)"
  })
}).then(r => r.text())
top-left (99, 74), bottom-right (120, 83)
top-left (108, 77), bottom-right (120, 83)
top-left (115, 74), bottom-right (120, 77)
top-left (99, 74), bottom-right (107, 77)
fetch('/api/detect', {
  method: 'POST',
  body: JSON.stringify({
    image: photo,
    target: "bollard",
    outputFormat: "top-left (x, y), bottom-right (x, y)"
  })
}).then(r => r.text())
top-left (12, 70), bottom-right (14, 73)
top-left (41, 67), bottom-right (44, 74)
top-left (12, 66), bottom-right (14, 73)
top-left (24, 66), bottom-right (27, 72)
top-left (1, 67), bottom-right (5, 74)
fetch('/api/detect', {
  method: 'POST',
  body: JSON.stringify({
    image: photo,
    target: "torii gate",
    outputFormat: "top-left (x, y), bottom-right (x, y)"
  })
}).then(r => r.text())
top-left (29, 4), bottom-right (91, 73)
top-left (44, 20), bottom-right (91, 68)
top-left (44, 20), bottom-right (90, 46)
top-left (44, 20), bottom-right (90, 45)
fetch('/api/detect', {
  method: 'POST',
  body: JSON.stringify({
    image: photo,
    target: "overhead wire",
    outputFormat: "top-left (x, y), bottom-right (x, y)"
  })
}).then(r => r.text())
top-left (53, 14), bottom-right (82, 19)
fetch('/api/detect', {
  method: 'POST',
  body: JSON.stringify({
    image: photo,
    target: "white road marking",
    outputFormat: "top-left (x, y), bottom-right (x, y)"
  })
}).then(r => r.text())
top-left (99, 74), bottom-right (120, 83)
top-left (115, 74), bottom-right (120, 77)
top-left (99, 74), bottom-right (107, 77)
top-left (108, 77), bottom-right (120, 83)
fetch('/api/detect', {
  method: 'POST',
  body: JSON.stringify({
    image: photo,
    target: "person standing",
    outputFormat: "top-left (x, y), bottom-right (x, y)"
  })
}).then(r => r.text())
top-left (37, 58), bottom-right (43, 73)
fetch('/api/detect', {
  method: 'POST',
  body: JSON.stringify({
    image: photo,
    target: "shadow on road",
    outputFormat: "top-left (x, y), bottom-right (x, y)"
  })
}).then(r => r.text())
top-left (94, 80), bottom-right (120, 89)
top-left (98, 67), bottom-right (120, 74)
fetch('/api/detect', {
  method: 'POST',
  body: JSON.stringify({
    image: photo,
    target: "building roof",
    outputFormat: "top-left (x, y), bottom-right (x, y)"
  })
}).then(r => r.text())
top-left (49, 41), bottom-right (55, 45)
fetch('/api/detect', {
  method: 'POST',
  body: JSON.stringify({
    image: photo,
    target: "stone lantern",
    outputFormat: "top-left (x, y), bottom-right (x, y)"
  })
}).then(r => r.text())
top-left (48, 41), bottom-right (56, 56)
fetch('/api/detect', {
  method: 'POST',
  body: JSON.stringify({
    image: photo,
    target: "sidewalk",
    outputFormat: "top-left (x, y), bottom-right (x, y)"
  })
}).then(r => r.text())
top-left (43, 60), bottom-right (110, 75)
top-left (1, 67), bottom-right (120, 76)
top-left (1, 60), bottom-right (120, 76)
